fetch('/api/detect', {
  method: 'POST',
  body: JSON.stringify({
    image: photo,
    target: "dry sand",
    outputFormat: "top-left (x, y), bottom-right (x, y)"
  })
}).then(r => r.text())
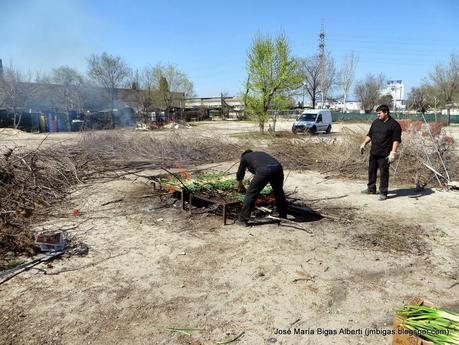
top-left (0, 121), bottom-right (458, 345)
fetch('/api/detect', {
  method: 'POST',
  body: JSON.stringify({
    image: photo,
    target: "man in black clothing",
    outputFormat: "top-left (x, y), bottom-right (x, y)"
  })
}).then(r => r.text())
top-left (235, 150), bottom-right (288, 226)
top-left (360, 104), bottom-right (402, 200)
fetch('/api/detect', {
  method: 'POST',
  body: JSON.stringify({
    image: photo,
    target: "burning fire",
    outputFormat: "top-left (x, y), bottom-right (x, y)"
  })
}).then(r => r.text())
top-left (175, 162), bottom-right (192, 179)
top-left (167, 186), bottom-right (176, 193)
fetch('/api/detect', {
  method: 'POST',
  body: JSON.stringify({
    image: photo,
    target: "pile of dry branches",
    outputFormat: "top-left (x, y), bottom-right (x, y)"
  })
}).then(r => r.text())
top-left (78, 131), bottom-right (243, 169)
top-left (269, 128), bottom-right (368, 178)
top-left (269, 127), bottom-right (458, 186)
top-left (0, 145), bottom-right (89, 259)
top-left (0, 130), bottom-right (242, 264)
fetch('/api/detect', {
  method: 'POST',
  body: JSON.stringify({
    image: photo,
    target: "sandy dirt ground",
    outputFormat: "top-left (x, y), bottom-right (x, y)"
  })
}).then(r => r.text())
top-left (2, 119), bottom-right (459, 149)
top-left (1, 121), bottom-right (458, 345)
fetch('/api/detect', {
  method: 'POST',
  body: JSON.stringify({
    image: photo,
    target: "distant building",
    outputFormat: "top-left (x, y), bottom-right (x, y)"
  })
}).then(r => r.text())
top-left (185, 96), bottom-right (242, 110)
top-left (0, 81), bottom-right (185, 131)
top-left (382, 80), bottom-right (406, 110)
top-left (185, 96), bottom-right (243, 119)
top-left (329, 100), bottom-right (361, 112)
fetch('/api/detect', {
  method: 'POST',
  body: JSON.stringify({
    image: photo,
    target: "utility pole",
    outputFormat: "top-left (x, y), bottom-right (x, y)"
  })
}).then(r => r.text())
top-left (318, 22), bottom-right (326, 109)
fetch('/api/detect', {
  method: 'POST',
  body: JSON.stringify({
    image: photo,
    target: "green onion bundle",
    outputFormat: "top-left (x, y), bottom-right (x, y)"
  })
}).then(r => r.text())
top-left (158, 172), bottom-right (273, 202)
top-left (396, 305), bottom-right (459, 344)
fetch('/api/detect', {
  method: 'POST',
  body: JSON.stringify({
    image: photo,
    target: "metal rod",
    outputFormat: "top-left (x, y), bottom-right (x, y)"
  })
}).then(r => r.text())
top-left (422, 162), bottom-right (445, 179)
top-left (418, 132), bottom-right (442, 186)
top-left (421, 112), bottom-right (451, 182)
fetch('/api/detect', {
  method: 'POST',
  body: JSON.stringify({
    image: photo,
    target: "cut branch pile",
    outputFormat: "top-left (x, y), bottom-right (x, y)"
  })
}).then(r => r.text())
top-left (78, 131), bottom-right (243, 170)
top-left (0, 131), bottom-right (242, 266)
top-left (268, 127), bottom-right (458, 186)
top-left (0, 145), bottom-right (89, 260)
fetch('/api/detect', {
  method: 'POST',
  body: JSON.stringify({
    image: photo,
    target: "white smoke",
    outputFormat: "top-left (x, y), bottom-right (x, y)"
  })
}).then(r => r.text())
top-left (0, 0), bottom-right (97, 75)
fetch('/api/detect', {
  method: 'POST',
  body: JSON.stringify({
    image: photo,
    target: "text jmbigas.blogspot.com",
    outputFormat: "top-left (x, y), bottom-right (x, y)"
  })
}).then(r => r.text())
top-left (273, 328), bottom-right (416, 336)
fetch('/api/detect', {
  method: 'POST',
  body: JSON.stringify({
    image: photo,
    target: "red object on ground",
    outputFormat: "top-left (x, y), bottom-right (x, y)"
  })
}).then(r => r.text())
top-left (72, 208), bottom-right (80, 216)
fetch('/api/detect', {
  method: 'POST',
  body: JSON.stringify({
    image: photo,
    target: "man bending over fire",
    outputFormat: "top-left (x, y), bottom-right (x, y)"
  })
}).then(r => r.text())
top-left (235, 150), bottom-right (287, 227)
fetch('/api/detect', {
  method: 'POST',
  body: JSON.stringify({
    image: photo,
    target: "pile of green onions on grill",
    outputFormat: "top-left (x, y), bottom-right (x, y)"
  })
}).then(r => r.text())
top-left (397, 305), bottom-right (459, 344)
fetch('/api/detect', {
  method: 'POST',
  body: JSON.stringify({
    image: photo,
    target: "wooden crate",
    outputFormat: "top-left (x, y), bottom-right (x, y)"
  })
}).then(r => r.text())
top-left (392, 297), bottom-right (435, 345)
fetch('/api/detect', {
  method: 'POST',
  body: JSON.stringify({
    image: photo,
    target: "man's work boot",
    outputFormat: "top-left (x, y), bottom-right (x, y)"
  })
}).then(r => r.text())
top-left (361, 188), bottom-right (376, 194)
top-left (235, 219), bottom-right (249, 227)
top-left (378, 194), bottom-right (387, 201)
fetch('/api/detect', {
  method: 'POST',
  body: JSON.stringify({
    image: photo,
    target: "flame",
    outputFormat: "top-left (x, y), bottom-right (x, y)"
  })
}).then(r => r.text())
top-left (175, 162), bottom-right (192, 179)
top-left (167, 185), bottom-right (176, 193)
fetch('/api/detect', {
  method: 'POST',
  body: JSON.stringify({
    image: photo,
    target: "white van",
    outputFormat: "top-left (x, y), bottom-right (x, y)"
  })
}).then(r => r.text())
top-left (292, 109), bottom-right (332, 134)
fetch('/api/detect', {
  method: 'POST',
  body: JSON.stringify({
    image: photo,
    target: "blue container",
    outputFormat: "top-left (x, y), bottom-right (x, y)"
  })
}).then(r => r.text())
top-left (47, 112), bottom-right (58, 133)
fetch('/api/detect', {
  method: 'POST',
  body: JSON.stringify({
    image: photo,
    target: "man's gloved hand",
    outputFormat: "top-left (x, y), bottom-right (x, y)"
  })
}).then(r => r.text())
top-left (388, 151), bottom-right (397, 163)
top-left (360, 143), bottom-right (366, 155)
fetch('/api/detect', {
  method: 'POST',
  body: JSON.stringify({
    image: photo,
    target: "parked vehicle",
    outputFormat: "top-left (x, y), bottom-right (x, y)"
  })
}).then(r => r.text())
top-left (292, 109), bottom-right (332, 134)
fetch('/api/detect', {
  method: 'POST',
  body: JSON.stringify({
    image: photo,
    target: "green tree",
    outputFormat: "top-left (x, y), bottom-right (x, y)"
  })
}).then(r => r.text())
top-left (243, 33), bottom-right (302, 132)
top-left (270, 94), bottom-right (295, 131)
top-left (142, 63), bottom-right (195, 112)
top-left (158, 76), bottom-right (172, 112)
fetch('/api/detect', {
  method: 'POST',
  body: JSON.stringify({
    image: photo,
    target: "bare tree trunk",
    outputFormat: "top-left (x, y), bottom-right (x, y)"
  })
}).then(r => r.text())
top-left (343, 93), bottom-right (347, 113)
top-left (259, 121), bottom-right (265, 133)
top-left (110, 93), bottom-right (115, 128)
top-left (272, 113), bottom-right (278, 132)
top-left (13, 111), bottom-right (22, 129)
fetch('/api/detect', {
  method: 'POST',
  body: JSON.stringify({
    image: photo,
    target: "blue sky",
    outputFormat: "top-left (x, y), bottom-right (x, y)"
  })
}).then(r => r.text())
top-left (1, 0), bottom-right (458, 98)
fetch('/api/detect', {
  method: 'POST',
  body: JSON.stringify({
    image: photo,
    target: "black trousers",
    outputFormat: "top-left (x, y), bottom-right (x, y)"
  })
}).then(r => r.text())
top-left (368, 154), bottom-right (390, 195)
top-left (239, 165), bottom-right (288, 222)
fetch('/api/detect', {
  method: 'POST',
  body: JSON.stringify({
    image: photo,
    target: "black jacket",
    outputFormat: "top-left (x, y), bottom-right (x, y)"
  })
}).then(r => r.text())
top-left (368, 116), bottom-right (402, 156)
top-left (236, 151), bottom-right (282, 181)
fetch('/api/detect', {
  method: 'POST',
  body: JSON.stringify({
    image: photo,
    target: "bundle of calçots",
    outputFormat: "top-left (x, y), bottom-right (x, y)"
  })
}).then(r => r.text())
top-left (397, 305), bottom-right (459, 344)
top-left (157, 172), bottom-right (273, 203)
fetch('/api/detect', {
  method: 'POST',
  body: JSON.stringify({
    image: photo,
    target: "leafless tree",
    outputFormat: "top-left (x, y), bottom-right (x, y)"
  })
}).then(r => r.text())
top-left (136, 67), bottom-right (156, 114)
top-left (0, 63), bottom-right (35, 128)
top-left (428, 53), bottom-right (459, 124)
top-left (340, 51), bottom-right (359, 112)
top-left (319, 52), bottom-right (336, 107)
top-left (299, 55), bottom-right (321, 109)
top-left (354, 73), bottom-right (385, 113)
top-left (87, 52), bottom-right (132, 118)
top-left (407, 86), bottom-right (434, 112)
